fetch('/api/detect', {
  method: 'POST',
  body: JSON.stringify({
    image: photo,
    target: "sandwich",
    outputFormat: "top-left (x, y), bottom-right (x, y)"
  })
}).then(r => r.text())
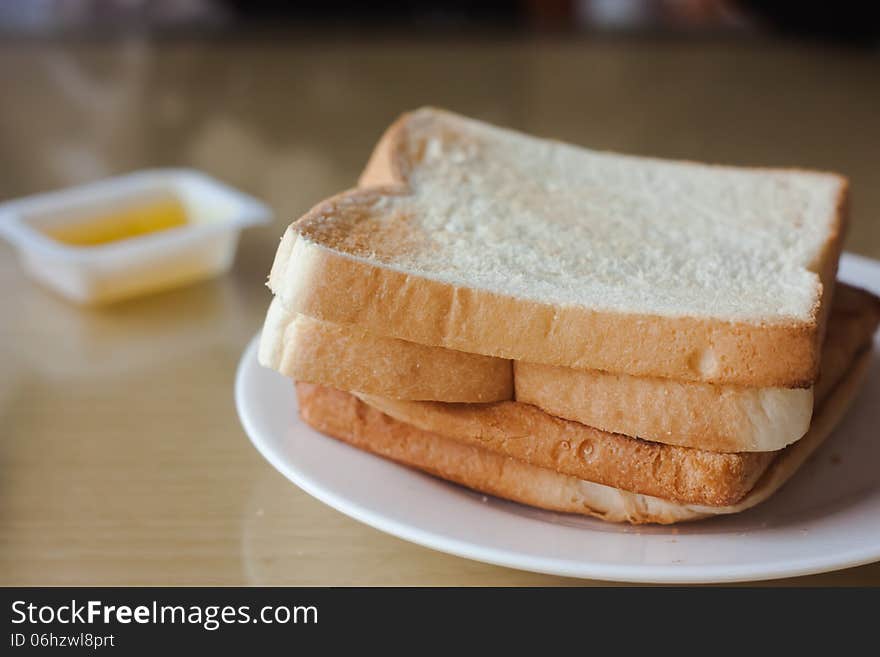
top-left (259, 108), bottom-right (879, 524)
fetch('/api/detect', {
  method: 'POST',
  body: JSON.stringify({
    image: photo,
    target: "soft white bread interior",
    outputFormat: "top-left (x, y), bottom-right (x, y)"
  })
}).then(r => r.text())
top-left (297, 346), bottom-right (871, 524)
top-left (269, 108), bottom-right (847, 386)
top-left (259, 296), bottom-right (512, 402)
top-left (515, 283), bottom-right (880, 451)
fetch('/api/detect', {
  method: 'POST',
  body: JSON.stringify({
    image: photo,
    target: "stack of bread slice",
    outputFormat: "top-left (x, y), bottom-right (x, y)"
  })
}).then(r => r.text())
top-left (259, 108), bottom-right (880, 524)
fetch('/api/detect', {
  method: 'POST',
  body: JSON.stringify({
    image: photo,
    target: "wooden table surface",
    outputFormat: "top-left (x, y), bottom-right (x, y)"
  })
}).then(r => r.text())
top-left (2, 34), bottom-right (879, 586)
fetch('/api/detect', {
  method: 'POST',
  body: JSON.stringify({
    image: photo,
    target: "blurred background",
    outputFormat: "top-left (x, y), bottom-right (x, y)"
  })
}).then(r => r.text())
top-left (2, 0), bottom-right (879, 246)
top-left (3, 1), bottom-right (880, 586)
top-left (1, 0), bottom-right (878, 240)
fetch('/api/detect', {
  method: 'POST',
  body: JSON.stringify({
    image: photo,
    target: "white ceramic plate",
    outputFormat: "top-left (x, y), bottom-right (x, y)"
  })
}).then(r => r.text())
top-left (235, 253), bottom-right (880, 583)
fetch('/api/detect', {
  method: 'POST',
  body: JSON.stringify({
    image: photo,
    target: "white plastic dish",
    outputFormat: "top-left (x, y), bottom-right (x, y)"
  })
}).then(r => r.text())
top-left (236, 253), bottom-right (880, 583)
top-left (0, 169), bottom-right (271, 304)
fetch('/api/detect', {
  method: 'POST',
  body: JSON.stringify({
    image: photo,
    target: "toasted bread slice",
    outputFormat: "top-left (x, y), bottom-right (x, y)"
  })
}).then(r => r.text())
top-left (360, 391), bottom-right (773, 506)
top-left (269, 108), bottom-right (847, 386)
top-left (356, 287), bottom-right (877, 505)
top-left (515, 284), bottom-right (880, 451)
top-left (296, 345), bottom-right (870, 524)
top-left (298, 382), bottom-right (703, 524)
top-left (259, 296), bottom-right (512, 402)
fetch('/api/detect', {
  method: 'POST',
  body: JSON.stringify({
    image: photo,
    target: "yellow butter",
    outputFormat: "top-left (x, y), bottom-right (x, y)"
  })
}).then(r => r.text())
top-left (43, 198), bottom-right (187, 247)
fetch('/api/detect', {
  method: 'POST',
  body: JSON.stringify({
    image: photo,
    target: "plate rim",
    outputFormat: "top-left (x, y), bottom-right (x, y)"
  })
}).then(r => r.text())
top-left (235, 252), bottom-right (880, 583)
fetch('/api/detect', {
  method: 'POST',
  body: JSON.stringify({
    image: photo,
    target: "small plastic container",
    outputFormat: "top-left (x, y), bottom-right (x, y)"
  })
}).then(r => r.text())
top-left (0, 169), bottom-right (271, 304)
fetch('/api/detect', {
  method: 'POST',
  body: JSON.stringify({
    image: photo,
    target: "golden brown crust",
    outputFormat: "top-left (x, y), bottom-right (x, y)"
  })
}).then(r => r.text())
top-left (295, 347), bottom-right (871, 523)
top-left (358, 111), bottom-right (412, 187)
top-left (296, 382), bottom-right (707, 524)
top-left (700, 348), bottom-right (871, 515)
top-left (514, 284), bottom-right (879, 451)
top-left (262, 280), bottom-right (877, 449)
top-left (354, 288), bottom-right (876, 505)
top-left (271, 223), bottom-right (821, 388)
top-left (813, 284), bottom-right (880, 397)
top-left (357, 394), bottom-right (775, 507)
top-left (259, 298), bottom-right (513, 402)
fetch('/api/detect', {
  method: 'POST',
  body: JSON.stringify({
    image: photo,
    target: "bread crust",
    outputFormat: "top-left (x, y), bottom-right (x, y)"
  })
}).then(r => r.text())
top-left (358, 392), bottom-right (774, 506)
top-left (267, 109), bottom-right (849, 387)
top-left (260, 282), bottom-right (877, 450)
top-left (259, 297), bottom-right (513, 402)
top-left (690, 349), bottom-right (871, 515)
top-left (297, 382), bottom-right (706, 524)
top-left (261, 279), bottom-right (878, 449)
top-left (514, 284), bottom-right (879, 451)
top-left (270, 226), bottom-right (818, 388)
top-left (354, 288), bottom-right (875, 505)
top-left (296, 348), bottom-right (871, 524)
top-left (514, 361), bottom-right (812, 453)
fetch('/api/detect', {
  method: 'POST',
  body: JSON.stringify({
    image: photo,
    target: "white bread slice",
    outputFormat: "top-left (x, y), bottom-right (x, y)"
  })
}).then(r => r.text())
top-left (259, 296), bottom-right (512, 402)
top-left (515, 283), bottom-right (880, 451)
top-left (269, 108), bottom-right (847, 387)
top-left (297, 347), bottom-right (870, 524)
